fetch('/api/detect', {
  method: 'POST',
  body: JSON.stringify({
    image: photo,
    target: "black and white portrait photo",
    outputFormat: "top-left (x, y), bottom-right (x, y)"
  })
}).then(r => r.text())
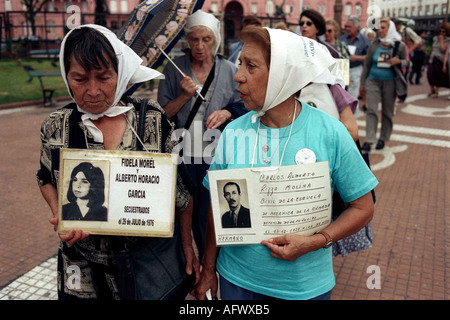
top-left (219, 180), bottom-right (251, 229)
top-left (62, 161), bottom-right (108, 221)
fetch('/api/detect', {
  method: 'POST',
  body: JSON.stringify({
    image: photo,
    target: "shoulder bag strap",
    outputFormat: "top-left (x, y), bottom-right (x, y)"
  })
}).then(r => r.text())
top-left (182, 62), bottom-right (216, 132)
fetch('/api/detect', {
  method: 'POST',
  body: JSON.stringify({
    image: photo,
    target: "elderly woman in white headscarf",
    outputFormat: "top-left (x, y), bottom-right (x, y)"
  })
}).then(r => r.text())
top-left (158, 10), bottom-right (247, 261)
top-left (360, 18), bottom-right (407, 152)
top-left (37, 24), bottom-right (199, 300)
top-left (194, 26), bottom-right (378, 300)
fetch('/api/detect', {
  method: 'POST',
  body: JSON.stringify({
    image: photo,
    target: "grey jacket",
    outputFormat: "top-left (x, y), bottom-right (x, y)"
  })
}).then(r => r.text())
top-left (360, 38), bottom-right (408, 86)
top-left (157, 51), bottom-right (245, 131)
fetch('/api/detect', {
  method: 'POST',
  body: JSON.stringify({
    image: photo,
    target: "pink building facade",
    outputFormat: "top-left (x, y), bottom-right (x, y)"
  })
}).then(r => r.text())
top-left (1, 0), bottom-right (369, 41)
top-left (1, 0), bottom-right (139, 41)
top-left (201, 0), bottom-right (370, 30)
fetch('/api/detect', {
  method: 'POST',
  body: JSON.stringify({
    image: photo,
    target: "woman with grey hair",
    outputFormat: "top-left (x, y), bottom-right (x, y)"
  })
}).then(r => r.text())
top-left (158, 10), bottom-right (247, 261)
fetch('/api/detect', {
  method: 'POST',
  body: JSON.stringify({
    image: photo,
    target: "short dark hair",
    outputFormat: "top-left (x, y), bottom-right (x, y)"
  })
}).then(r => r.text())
top-left (67, 162), bottom-right (105, 208)
top-left (223, 181), bottom-right (241, 195)
top-left (63, 27), bottom-right (118, 76)
top-left (300, 9), bottom-right (326, 36)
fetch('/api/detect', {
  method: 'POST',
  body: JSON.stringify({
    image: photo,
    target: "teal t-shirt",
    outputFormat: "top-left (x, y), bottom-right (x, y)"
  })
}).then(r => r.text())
top-left (368, 45), bottom-right (395, 81)
top-left (203, 102), bottom-right (378, 299)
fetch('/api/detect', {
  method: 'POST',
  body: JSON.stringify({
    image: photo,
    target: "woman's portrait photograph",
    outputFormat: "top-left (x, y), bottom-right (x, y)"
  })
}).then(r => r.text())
top-left (62, 161), bottom-right (109, 221)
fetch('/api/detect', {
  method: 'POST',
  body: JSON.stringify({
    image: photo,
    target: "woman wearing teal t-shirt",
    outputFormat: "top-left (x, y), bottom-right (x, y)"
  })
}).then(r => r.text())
top-left (193, 26), bottom-right (378, 300)
top-left (360, 18), bottom-right (407, 152)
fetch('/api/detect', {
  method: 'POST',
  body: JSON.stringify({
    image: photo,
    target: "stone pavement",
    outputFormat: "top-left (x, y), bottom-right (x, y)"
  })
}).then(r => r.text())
top-left (0, 79), bottom-right (449, 300)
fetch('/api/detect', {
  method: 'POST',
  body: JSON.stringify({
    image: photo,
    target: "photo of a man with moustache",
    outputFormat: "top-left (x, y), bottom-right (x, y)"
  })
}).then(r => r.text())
top-left (221, 181), bottom-right (251, 228)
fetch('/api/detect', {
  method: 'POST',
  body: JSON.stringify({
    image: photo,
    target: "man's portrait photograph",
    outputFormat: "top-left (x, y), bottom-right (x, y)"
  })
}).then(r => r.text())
top-left (217, 179), bottom-right (251, 229)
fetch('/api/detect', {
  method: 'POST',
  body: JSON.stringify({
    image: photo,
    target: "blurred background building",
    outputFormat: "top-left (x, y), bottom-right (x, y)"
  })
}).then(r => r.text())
top-left (0, 0), bottom-right (449, 58)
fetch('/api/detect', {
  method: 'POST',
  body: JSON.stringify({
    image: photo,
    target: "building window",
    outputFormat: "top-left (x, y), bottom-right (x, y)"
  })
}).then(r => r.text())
top-left (317, 5), bottom-right (325, 15)
top-left (345, 3), bottom-right (352, 16)
top-left (48, 21), bottom-right (56, 35)
top-left (355, 3), bottom-right (361, 16)
top-left (110, 0), bottom-right (117, 13)
top-left (211, 2), bottom-right (218, 13)
top-left (285, 4), bottom-right (294, 14)
top-left (120, 0), bottom-right (128, 13)
top-left (433, 5), bottom-right (439, 15)
top-left (266, 0), bottom-right (274, 16)
top-left (251, 3), bottom-right (257, 15)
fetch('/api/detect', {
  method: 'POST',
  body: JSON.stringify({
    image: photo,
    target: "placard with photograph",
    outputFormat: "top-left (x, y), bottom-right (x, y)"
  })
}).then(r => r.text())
top-left (57, 149), bottom-right (178, 237)
top-left (208, 162), bottom-right (332, 246)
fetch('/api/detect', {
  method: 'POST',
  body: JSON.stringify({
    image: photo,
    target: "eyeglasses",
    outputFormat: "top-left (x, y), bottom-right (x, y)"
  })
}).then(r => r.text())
top-left (440, 30), bottom-right (446, 33)
top-left (300, 21), bottom-right (313, 27)
top-left (326, 29), bottom-right (334, 33)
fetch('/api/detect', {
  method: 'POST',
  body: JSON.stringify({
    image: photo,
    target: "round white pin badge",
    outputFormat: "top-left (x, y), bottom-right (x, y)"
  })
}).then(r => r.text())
top-left (295, 148), bottom-right (316, 164)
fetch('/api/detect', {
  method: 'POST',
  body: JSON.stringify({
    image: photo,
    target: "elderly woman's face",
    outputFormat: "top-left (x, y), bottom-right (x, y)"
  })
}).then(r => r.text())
top-left (378, 21), bottom-right (389, 39)
top-left (325, 24), bottom-right (336, 42)
top-left (187, 27), bottom-right (215, 62)
top-left (300, 16), bottom-right (319, 40)
top-left (66, 54), bottom-right (118, 114)
top-left (234, 41), bottom-right (269, 112)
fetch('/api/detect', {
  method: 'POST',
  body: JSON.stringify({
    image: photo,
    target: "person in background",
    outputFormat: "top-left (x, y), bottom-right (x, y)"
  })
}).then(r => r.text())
top-left (194, 26), bottom-right (378, 300)
top-left (299, 9), bottom-right (340, 58)
top-left (409, 30), bottom-right (427, 85)
top-left (299, 10), bottom-right (359, 142)
top-left (360, 18), bottom-right (407, 152)
top-left (274, 21), bottom-right (289, 31)
top-left (393, 18), bottom-right (422, 54)
top-left (158, 10), bottom-right (247, 261)
top-left (393, 18), bottom-right (423, 82)
top-left (325, 19), bottom-right (350, 60)
top-left (37, 24), bottom-right (199, 300)
top-left (340, 16), bottom-right (371, 103)
top-left (426, 22), bottom-right (450, 98)
top-left (228, 15), bottom-right (263, 66)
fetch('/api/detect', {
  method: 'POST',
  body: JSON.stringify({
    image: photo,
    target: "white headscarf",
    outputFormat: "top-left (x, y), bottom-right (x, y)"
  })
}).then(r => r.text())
top-left (59, 24), bottom-right (164, 142)
top-left (380, 20), bottom-right (402, 46)
top-left (252, 28), bottom-right (340, 122)
top-left (185, 9), bottom-right (221, 56)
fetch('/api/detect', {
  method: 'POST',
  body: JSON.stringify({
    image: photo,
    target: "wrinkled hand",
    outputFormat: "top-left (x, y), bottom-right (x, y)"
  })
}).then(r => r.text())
top-left (205, 110), bottom-right (232, 130)
top-left (261, 234), bottom-right (319, 262)
top-left (387, 56), bottom-right (401, 66)
top-left (193, 266), bottom-right (218, 300)
top-left (49, 217), bottom-right (89, 245)
top-left (183, 244), bottom-right (201, 285)
top-left (180, 76), bottom-right (198, 99)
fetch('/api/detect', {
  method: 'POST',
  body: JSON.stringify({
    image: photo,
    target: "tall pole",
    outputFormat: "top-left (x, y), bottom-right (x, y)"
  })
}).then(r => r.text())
top-left (334, 0), bottom-right (343, 27)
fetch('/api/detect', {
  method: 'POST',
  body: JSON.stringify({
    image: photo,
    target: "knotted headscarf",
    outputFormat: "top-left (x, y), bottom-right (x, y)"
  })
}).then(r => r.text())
top-left (185, 9), bottom-right (221, 56)
top-left (252, 28), bottom-right (342, 122)
top-left (379, 20), bottom-right (402, 46)
top-left (59, 24), bottom-right (164, 142)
